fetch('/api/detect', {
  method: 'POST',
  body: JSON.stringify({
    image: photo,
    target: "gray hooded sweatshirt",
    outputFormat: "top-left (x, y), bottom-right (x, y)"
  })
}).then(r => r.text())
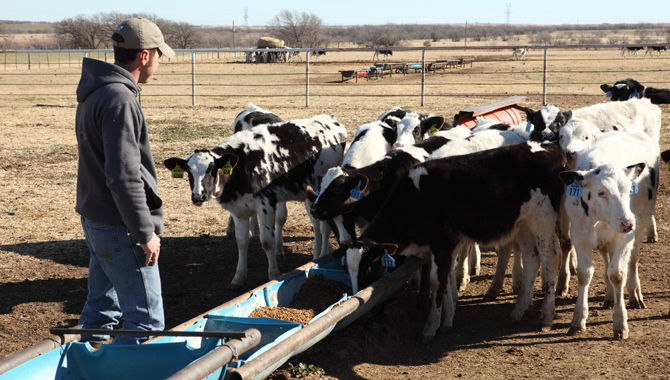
top-left (75, 57), bottom-right (164, 244)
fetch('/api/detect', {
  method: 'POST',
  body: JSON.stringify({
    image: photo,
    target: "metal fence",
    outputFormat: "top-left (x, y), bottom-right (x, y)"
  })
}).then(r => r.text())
top-left (1, 44), bottom-right (669, 108)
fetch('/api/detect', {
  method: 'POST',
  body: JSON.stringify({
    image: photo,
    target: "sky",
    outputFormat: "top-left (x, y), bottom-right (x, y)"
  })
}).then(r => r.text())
top-left (2, 0), bottom-right (670, 26)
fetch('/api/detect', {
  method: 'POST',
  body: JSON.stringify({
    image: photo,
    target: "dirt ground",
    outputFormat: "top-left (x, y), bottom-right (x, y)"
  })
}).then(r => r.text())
top-left (2, 46), bottom-right (670, 379)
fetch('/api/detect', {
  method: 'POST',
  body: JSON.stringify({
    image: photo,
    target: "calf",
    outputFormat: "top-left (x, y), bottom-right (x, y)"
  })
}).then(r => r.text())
top-left (560, 130), bottom-right (658, 339)
top-left (227, 103), bottom-right (286, 241)
top-left (600, 78), bottom-right (670, 105)
top-left (310, 50), bottom-right (326, 61)
top-left (164, 115), bottom-right (347, 289)
top-left (334, 142), bottom-right (566, 341)
top-left (373, 50), bottom-right (393, 61)
top-left (512, 47), bottom-right (529, 60)
top-left (621, 46), bottom-right (644, 58)
top-left (525, 98), bottom-right (661, 142)
top-left (392, 113), bottom-right (446, 149)
top-left (644, 45), bottom-right (667, 57)
top-left (308, 122), bottom-right (471, 244)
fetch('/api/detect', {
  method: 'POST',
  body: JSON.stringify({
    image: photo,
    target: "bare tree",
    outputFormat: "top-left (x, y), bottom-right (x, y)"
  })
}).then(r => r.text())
top-left (0, 22), bottom-right (9, 49)
top-left (55, 14), bottom-right (109, 49)
top-left (163, 21), bottom-right (203, 49)
top-left (268, 10), bottom-right (324, 48)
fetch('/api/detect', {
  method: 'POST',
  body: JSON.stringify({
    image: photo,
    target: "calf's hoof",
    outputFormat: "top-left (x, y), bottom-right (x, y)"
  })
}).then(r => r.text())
top-left (539, 323), bottom-right (552, 332)
top-left (613, 329), bottom-right (629, 340)
top-left (482, 291), bottom-right (499, 302)
top-left (419, 334), bottom-right (435, 343)
top-left (567, 326), bottom-right (584, 336)
top-left (510, 308), bottom-right (525, 322)
top-left (628, 298), bottom-right (646, 309)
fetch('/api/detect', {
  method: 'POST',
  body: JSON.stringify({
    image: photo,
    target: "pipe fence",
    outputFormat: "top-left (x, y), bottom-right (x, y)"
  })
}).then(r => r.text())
top-left (1, 44), bottom-right (669, 108)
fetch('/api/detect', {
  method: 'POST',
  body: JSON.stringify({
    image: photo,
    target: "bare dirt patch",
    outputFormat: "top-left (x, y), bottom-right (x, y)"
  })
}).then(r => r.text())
top-left (2, 47), bottom-right (670, 379)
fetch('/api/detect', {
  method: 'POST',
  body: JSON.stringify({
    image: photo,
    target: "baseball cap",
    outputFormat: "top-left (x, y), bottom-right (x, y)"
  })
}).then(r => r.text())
top-left (113, 18), bottom-right (175, 59)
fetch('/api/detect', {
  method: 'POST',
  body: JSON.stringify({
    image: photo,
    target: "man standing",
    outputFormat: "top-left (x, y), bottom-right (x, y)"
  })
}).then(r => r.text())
top-left (75, 18), bottom-right (174, 345)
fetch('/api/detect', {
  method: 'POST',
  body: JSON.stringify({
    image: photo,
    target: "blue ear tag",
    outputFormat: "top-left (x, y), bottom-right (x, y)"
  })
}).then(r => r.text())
top-left (631, 89), bottom-right (640, 99)
top-left (630, 180), bottom-right (638, 194)
top-left (315, 188), bottom-right (320, 196)
top-left (381, 249), bottom-right (396, 268)
top-left (341, 256), bottom-right (346, 266)
top-left (566, 181), bottom-right (583, 197)
top-left (606, 91), bottom-right (612, 98)
top-left (350, 181), bottom-right (362, 200)
top-left (525, 122), bottom-right (533, 133)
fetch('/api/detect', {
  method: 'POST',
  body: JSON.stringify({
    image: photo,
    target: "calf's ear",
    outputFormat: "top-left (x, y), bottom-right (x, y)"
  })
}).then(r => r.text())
top-left (214, 153), bottom-right (240, 174)
top-left (624, 163), bottom-right (646, 180)
top-left (660, 149), bottom-right (670, 164)
top-left (562, 110), bottom-right (572, 123)
top-left (164, 157), bottom-right (187, 171)
top-left (523, 107), bottom-right (536, 118)
top-left (350, 174), bottom-right (370, 192)
top-left (559, 171), bottom-right (584, 186)
top-left (381, 243), bottom-right (399, 256)
top-left (421, 116), bottom-right (445, 134)
top-left (600, 84), bottom-right (612, 93)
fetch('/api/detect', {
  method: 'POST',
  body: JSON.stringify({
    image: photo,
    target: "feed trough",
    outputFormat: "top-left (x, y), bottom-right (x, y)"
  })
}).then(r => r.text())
top-left (0, 255), bottom-right (429, 380)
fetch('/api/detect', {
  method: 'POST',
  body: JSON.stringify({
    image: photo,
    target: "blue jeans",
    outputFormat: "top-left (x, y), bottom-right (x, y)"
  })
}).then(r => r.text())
top-left (79, 216), bottom-right (165, 344)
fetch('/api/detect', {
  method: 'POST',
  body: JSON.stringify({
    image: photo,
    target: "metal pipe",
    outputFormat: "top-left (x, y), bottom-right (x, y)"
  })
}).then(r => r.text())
top-left (191, 51), bottom-right (196, 106)
top-left (543, 48), bottom-right (548, 105)
top-left (0, 326), bottom-right (81, 375)
top-left (165, 328), bottom-right (261, 380)
top-left (227, 255), bottom-right (430, 380)
top-left (305, 50), bottom-right (310, 107)
top-left (421, 49), bottom-right (426, 107)
top-left (50, 328), bottom-right (250, 340)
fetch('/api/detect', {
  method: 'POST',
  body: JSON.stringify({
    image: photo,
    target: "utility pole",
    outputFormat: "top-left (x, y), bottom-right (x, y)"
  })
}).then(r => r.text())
top-left (244, 6), bottom-right (249, 27)
top-left (506, 3), bottom-right (511, 24)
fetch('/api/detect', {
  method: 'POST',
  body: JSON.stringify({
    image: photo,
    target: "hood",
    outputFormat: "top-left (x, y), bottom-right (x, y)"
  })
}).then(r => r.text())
top-left (76, 57), bottom-right (138, 103)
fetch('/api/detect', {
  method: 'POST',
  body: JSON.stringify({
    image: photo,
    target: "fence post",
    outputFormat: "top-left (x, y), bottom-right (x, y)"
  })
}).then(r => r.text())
top-left (28, 53), bottom-right (31, 70)
top-left (192, 51), bottom-right (196, 106)
top-left (305, 50), bottom-right (310, 108)
top-left (542, 48), bottom-right (548, 105)
top-left (421, 49), bottom-right (426, 107)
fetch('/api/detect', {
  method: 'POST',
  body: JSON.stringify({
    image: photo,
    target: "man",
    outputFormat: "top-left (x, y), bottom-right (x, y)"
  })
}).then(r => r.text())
top-left (75, 18), bottom-right (174, 345)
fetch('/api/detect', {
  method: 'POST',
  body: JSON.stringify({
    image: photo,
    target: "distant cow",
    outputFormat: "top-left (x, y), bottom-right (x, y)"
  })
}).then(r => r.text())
top-left (311, 50), bottom-right (326, 61)
top-left (512, 47), bottom-right (529, 60)
top-left (621, 46), bottom-right (644, 58)
top-left (373, 50), bottom-right (393, 61)
top-left (600, 78), bottom-right (670, 104)
top-left (334, 142), bottom-right (566, 342)
top-left (644, 45), bottom-right (667, 57)
top-left (164, 115), bottom-right (347, 289)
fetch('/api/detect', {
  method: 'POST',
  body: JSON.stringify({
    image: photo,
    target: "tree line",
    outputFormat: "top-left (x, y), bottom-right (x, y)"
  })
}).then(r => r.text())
top-left (1, 11), bottom-right (669, 51)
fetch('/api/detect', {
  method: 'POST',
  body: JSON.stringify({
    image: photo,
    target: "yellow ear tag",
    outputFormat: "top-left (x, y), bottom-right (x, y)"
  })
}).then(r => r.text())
top-left (428, 126), bottom-right (440, 136)
top-left (171, 166), bottom-right (184, 179)
top-left (666, 161), bottom-right (670, 172)
top-left (222, 160), bottom-right (235, 175)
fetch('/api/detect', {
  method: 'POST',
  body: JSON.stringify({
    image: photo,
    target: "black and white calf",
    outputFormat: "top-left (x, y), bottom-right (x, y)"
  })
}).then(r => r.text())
top-left (644, 45), bottom-right (667, 57)
top-left (373, 50), bottom-right (393, 61)
top-left (600, 78), bottom-right (670, 105)
top-left (621, 46), bottom-right (644, 58)
top-left (525, 98), bottom-right (662, 142)
top-left (227, 103), bottom-right (286, 241)
top-left (392, 113), bottom-right (447, 149)
top-left (560, 129), bottom-right (658, 339)
top-left (310, 50), bottom-right (326, 61)
top-left (334, 142), bottom-right (566, 342)
top-left (306, 120), bottom-right (397, 245)
top-left (308, 122), bottom-right (471, 244)
top-left (164, 115), bottom-right (347, 289)
top-left (512, 47), bottom-right (529, 60)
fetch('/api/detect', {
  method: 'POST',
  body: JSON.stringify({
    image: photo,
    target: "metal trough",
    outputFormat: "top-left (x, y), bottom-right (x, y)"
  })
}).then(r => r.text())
top-left (0, 255), bottom-right (429, 380)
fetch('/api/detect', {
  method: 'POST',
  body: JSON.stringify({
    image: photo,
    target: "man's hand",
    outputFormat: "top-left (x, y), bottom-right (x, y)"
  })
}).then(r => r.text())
top-left (140, 232), bottom-right (161, 266)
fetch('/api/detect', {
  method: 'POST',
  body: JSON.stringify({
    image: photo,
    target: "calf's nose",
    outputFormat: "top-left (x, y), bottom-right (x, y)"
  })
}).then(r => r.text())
top-left (620, 220), bottom-right (635, 233)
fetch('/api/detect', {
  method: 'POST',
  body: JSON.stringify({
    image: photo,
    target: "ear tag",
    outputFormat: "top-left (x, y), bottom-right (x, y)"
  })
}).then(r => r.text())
top-left (222, 160), bottom-right (235, 175)
top-left (428, 126), bottom-right (440, 136)
top-left (381, 249), bottom-right (396, 268)
top-left (525, 122), bottom-right (533, 133)
top-left (606, 91), bottom-right (612, 98)
top-left (666, 161), bottom-right (670, 172)
top-left (630, 180), bottom-right (638, 194)
top-left (341, 256), bottom-right (346, 266)
top-left (631, 89), bottom-right (640, 99)
top-left (566, 181), bottom-right (583, 197)
top-left (171, 166), bottom-right (184, 179)
top-left (350, 181), bottom-right (362, 200)
top-left (315, 188), bottom-right (320, 196)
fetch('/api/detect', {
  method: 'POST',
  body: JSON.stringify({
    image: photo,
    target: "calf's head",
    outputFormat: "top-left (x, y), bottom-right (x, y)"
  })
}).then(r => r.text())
top-left (164, 149), bottom-right (239, 206)
top-left (558, 118), bottom-right (603, 168)
top-left (600, 78), bottom-right (645, 102)
top-left (560, 162), bottom-right (645, 233)
top-left (308, 167), bottom-right (369, 220)
top-left (393, 114), bottom-right (445, 149)
top-left (525, 105), bottom-right (572, 142)
top-left (332, 240), bottom-right (399, 294)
